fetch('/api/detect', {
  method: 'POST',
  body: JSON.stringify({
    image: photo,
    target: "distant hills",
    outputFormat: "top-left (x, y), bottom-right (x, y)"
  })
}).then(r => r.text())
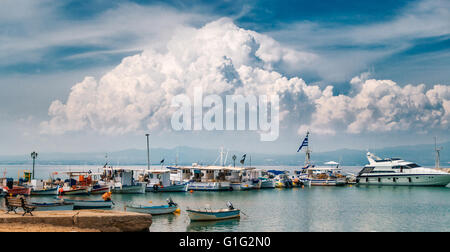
top-left (0, 142), bottom-right (448, 167)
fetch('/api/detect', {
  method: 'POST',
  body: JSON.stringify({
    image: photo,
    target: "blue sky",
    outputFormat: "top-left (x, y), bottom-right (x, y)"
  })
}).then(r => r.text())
top-left (0, 0), bottom-right (449, 155)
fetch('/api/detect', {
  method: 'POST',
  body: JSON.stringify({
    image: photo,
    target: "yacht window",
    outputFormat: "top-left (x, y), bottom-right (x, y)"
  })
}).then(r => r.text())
top-left (408, 177), bottom-right (412, 183)
top-left (378, 178), bottom-right (381, 183)
top-left (407, 163), bottom-right (421, 168)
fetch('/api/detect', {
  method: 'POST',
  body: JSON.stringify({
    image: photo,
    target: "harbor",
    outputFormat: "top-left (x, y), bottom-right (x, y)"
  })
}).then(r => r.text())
top-left (1, 163), bottom-right (449, 232)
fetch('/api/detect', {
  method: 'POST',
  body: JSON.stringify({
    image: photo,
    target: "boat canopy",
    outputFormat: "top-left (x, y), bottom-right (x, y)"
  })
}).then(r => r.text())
top-left (267, 170), bottom-right (285, 175)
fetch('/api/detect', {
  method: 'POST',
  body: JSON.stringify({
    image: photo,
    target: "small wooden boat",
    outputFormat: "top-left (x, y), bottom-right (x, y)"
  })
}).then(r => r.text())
top-left (126, 198), bottom-right (179, 215)
top-left (31, 187), bottom-right (58, 196)
top-left (187, 202), bottom-right (240, 221)
top-left (3, 186), bottom-right (31, 196)
top-left (32, 202), bottom-right (74, 211)
top-left (59, 198), bottom-right (113, 210)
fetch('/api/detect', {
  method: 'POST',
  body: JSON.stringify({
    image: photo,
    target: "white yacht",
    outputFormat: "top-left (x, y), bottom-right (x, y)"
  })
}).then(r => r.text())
top-left (357, 152), bottom-right (450, 186)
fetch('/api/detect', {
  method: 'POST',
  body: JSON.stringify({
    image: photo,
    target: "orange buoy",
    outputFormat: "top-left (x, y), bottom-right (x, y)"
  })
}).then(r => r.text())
top-left (189, 190), bottom-right (194, 193)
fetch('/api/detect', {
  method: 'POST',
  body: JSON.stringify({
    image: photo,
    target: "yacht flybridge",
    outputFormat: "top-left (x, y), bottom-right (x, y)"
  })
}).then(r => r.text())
top-left (357, 152), bottom-right (450, 186)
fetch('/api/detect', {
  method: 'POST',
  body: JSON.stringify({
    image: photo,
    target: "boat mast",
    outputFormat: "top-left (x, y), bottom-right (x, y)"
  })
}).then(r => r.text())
top-left (305, 131), bottom-right (311, 166)
top-left (220, 147), bottom-right (224, 166)
top-left (435, 136), bottom-right (442, 169)
top-left (175, 148), bottom-right (179, 167)
top-left (146, 133), bottom-right (150, 170)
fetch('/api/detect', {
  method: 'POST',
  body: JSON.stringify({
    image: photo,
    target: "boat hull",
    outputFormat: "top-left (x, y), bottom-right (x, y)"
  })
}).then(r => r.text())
top-left (357, 174), bottom-right (450, 186)
top-left (31, 187), bottom-right (58, 196)
top-left (61, 199), bottom-right (113, 209)
top-left (90, 186), bottom-right (110, 194)
top-left (146, 183), bottom-right (188, 192)
top-left (32, 202), bottom-right (74, 211)
top-left (260, 180), bottom-right (275, 189)
top-left (188, 182), bottom-right (231, 191)
top-left (3, 186), bottom-right (31, 196)
top-left (111, 184), bottom-right (146, 194)
top-left (187, 209), bottom-right (240, 221)
top-left (59, 188), bottom-right (90, 195)
top-left (126, 205), bottom-right (178, 215)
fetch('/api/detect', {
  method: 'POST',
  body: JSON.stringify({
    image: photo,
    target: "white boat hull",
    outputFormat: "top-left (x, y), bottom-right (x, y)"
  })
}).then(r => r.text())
top-left (146, 183), bottom-right (188, 192)
top-left (111, 184), bottom-right (146, 194)
top-left (260, 180), bottom-right (275, 189)
top-left (357, 174), bottom-right (450, 186)
top-left (188, 182), bottom-right (231, 191)
top-left (126, 205), bottom-right (178, 215)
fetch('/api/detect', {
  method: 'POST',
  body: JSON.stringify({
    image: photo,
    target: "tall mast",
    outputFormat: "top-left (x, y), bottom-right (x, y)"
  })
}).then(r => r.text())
top-left (146, 134), bottom-right (150, 170)
top-left (305, 131), bottom-right (311, 165)
top-left (175, 148), bottom-right (179, 167)
top-left (435, 136), bottom-right (442, 169)
top-left (220, 147), bottom-right (224, 166)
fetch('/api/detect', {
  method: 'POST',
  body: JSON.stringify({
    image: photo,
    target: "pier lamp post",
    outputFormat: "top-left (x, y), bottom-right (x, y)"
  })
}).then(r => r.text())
top-left (232, 155), bottom-right (236, 168)
top-left (146, 134), bottom-right (150, 170)
top-left (31, 151), bottom-right (38, 179)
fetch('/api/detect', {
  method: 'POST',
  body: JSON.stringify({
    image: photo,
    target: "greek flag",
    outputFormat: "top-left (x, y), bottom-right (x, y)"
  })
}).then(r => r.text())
top-left (297, 134), bottom-right (309, 152)
top-left (240, 154), bottom-right (247, 165)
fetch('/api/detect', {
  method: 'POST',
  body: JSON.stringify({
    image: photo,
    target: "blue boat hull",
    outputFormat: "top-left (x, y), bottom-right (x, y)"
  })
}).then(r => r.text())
top-left (187, 209), bottom-right (240, 221)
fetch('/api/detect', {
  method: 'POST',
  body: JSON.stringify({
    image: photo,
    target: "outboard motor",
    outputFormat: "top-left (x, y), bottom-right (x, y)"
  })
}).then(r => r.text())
top-left (167, 197), bottom-right (177, 207)
top-left (226, 201), bottom-right (234, 210)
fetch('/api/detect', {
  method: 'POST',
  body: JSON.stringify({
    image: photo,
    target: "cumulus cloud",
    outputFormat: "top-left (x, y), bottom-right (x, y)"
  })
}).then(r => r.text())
top-left (299, 74), bottom-right (450, 135)
top-left (41, 18), bottom-right (450, 137)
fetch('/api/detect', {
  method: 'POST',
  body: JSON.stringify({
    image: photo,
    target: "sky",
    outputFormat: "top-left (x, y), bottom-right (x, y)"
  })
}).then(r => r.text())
top-left (0, 0), bottom-right (449, 156)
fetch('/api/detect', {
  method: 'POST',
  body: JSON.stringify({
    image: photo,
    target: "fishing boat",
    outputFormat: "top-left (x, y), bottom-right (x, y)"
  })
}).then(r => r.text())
top-left (3, 186), bottom-right (31, 196)
top-left (271, 172), bottom-right (293, 188)
top-left (31, 202), bottom-right (74, 211)
top-left (260, 178), bottom-right (275, 188)
top-left (187, 202), bottom-right (240, 221)
top-left (57, 186), bottom-right (90, 195)
top-left (126, 198), bottom-right (179, 215)
top-left (138, 169), bottom-right (188, 192)
top-left (90, 185), bottom-right (110, 194)
top-left (111, 184), bottom-right (146, 194)
top-left (239, 169), bottom-right (262, 190)
top-left (240, 180), bottom-right (261, 190)
top-left (169, 165), bottom-right (235, 191)
top-left (58, 198), bottom-right (113, 210)
top-left (102, 167), bottom-right (146, 194)
top-left (31, 187), bottom-right (58, 196)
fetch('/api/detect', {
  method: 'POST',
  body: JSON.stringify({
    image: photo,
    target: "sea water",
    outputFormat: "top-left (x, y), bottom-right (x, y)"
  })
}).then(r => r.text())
top-left (1, 165), bottom-right (449, 232)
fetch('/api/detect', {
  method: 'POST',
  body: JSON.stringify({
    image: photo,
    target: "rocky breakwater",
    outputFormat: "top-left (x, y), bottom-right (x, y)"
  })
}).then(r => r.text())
top-left (0, 210), bottom-right (152, 232)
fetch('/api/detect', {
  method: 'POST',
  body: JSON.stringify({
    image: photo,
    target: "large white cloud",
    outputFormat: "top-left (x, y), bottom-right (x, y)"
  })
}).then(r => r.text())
top-left (299, 74), bottom-right (450, 135)
top-left (41, 18), bottom-right (450, 137)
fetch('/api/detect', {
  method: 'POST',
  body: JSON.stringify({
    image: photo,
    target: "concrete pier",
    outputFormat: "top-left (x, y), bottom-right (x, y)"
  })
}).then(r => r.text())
top-left (0, 210), bottom-right (152, 232)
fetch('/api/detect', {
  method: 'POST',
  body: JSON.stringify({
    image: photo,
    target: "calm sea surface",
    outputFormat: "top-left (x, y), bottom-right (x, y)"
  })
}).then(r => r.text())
top-left (1, 165), bottom-right (449, 232)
